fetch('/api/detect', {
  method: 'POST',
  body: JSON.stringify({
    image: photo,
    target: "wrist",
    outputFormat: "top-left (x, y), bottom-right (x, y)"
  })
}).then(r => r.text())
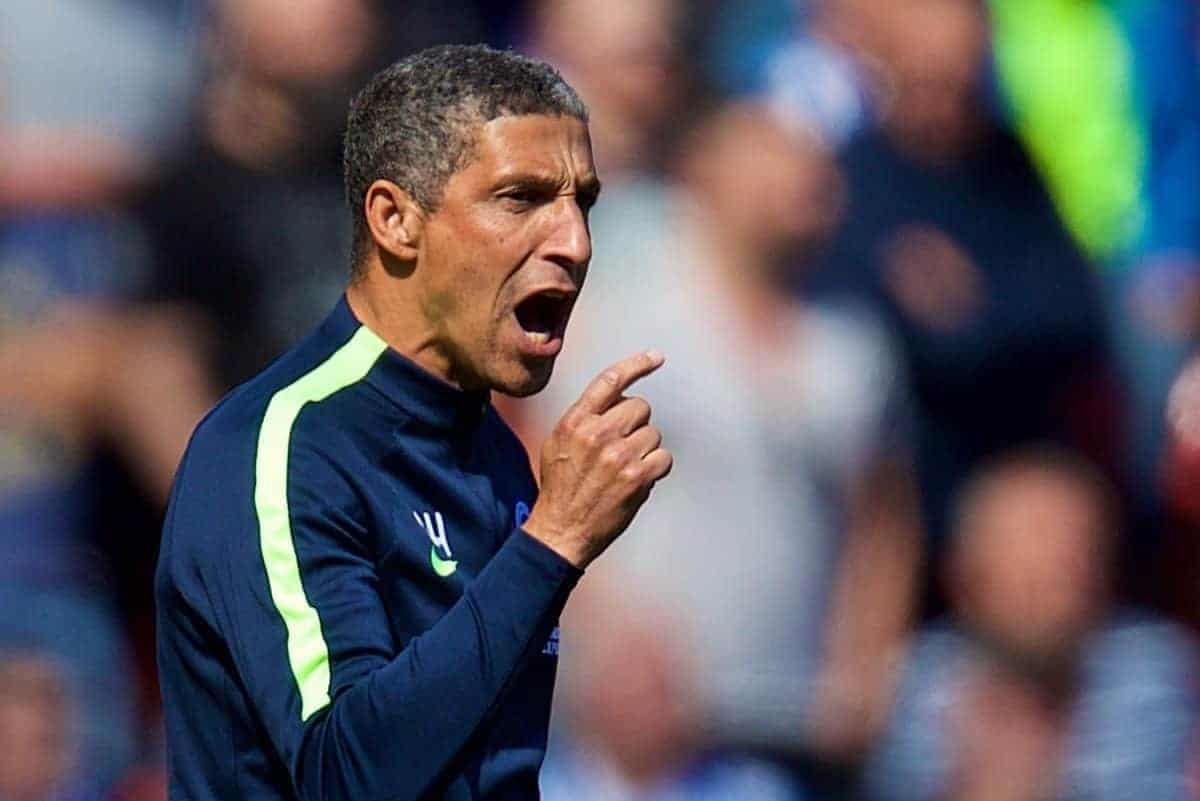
top-left (522, 513), bottom-right (590, 569)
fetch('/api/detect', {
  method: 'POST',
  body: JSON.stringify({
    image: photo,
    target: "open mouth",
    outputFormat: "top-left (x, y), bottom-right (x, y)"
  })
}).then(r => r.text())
top-left (513, 288), bottom-right (575, 351)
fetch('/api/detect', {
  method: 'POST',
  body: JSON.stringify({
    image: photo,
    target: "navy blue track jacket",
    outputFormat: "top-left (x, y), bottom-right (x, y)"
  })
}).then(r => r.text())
top-left (156, 297), bottom-right (580, 801)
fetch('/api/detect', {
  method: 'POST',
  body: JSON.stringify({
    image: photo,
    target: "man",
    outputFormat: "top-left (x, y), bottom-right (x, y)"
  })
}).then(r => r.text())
top-left (862, 448), bottom-right (1197, 801)
top-left (807, 0), bottom-right (1114, 554)
top-left (156, 45), bottom-right (672, 801)
top-left (526, 101), bottom-right (919, 792)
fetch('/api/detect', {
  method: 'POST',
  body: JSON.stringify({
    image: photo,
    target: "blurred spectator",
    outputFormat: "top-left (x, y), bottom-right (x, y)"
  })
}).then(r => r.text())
top-left (0, 0), bottom-right (201, 209)
top-left (525, 0), bottom-right (688, 181)
top-left (527, 101), bottom-right (921, 792)
top-left (136, 0), bottom-right (384, 387)
top-left (1, 4), bottom-right (215, 786)
top-left (808, 0), bottom-right (1115, 551)
top-left (0, 210), bottom-right (215, 791)
top-left (988, 0), bottom-right (1200, 532)
top-left (864, 447), bottom-right (1198, 800)
top-left (541, 592), bottom-right (800, 801)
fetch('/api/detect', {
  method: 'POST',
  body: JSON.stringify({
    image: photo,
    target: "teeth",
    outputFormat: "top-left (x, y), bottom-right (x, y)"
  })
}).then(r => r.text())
top-left (525, 330), bottom-right (551, 345)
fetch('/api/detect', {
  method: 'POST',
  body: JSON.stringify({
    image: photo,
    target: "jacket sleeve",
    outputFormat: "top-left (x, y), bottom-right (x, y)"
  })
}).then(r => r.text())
top-left (197, 430), bottom-right (579, 801)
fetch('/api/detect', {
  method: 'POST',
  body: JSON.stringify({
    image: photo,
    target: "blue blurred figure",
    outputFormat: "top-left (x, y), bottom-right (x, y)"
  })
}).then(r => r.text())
top-left (864, 448), bottom-right (1198, 801)
top-left (804, 0), bottom-right (1115, 552)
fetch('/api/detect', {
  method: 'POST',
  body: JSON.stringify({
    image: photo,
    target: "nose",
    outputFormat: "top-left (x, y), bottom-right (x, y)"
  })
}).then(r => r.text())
top-left (542, 196), bottom-right (592, 276)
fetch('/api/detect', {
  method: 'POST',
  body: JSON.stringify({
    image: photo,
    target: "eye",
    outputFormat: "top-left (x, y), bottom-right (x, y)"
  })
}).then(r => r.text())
top-left (499, 188), bottom-right (545, 211)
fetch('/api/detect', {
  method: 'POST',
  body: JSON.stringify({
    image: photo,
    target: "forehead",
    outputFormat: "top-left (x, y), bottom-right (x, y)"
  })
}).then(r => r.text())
top-left (463, 114), bottom-right (596, 184)
top-left (967, 471), bottom-right (1101, 551)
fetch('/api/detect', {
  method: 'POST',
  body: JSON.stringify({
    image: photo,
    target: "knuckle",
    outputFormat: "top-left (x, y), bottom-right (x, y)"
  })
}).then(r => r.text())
top-left (582, 427), bottom-right (606, 450)
top-left (600, 444), bottom-right (626, 467)
top-left (599, 368), bottom-right (622, 387)
top-left (619, 463), bottom-right (643, 483)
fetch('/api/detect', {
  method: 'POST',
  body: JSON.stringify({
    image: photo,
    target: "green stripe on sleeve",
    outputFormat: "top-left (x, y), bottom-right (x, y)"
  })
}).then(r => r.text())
top-left (254, 326), bottom-right (387, 721)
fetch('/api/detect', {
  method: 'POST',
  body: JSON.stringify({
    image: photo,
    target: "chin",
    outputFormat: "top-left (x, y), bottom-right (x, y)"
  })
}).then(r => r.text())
top-left (492, 358), bottom-right (556, 398)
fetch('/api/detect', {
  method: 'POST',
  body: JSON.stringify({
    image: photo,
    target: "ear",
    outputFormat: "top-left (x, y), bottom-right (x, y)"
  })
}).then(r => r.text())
top-left (364, 180), bottom-right (424, 262)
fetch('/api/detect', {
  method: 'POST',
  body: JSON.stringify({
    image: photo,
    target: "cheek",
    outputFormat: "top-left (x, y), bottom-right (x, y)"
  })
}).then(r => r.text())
top-left (424, 234), bottom-right (491, 315)
top-left (425, 209), bottom-right (535, 330)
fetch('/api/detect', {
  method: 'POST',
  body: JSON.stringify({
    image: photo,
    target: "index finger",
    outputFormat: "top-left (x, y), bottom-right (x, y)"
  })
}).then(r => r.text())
top-left (573, 350), bottom-right (665, 415)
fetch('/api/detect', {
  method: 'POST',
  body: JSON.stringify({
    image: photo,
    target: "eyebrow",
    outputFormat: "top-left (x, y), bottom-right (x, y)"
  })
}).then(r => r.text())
top-left (492, 171), bottom-right (602, 198)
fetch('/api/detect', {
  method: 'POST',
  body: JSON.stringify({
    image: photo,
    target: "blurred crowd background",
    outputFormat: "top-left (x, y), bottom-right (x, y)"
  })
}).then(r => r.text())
top-left (3, 0), bottom-right (1200, 799)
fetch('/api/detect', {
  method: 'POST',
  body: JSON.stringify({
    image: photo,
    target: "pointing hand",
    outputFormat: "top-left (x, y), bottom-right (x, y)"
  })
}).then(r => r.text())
top-left (523, 351), bottom-right (672, 568)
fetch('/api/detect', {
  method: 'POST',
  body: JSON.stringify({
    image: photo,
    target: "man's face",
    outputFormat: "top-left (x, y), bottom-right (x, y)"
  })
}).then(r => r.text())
top-left (417, 114), bottom-right (598, 396)
top-left (697, 109), bottom-right (844, 262)
top-left (955, 471), bottom-right (1110, 670)
top-left (875, 0), bottom-right (987, 160)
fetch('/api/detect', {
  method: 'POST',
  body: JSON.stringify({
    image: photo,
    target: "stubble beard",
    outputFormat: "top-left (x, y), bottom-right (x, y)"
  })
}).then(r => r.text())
top-left (495, 355), bottom-right (555, 398)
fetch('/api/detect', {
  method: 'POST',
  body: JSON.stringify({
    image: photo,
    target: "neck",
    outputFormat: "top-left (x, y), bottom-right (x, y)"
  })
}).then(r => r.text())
top-left (967, 627), bottom-right (1085, 701)
top-left (345, 264), bottom-right (465, 390)
top-left (884, 107), bottom-right (987, 169)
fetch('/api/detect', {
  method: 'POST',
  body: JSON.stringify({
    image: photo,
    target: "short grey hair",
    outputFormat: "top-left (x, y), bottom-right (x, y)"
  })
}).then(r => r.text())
top-left (342, 44), bottom-right (588, 271)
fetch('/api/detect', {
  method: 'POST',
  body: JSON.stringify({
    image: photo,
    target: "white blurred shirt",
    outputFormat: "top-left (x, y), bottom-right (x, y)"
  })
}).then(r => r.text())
top-left (534, 188), bottom-right (909, 748)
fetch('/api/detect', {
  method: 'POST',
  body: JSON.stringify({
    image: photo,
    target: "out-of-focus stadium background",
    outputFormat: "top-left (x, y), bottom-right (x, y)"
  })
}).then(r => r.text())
top-left (2, 0), bottom-right (1200, 799)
